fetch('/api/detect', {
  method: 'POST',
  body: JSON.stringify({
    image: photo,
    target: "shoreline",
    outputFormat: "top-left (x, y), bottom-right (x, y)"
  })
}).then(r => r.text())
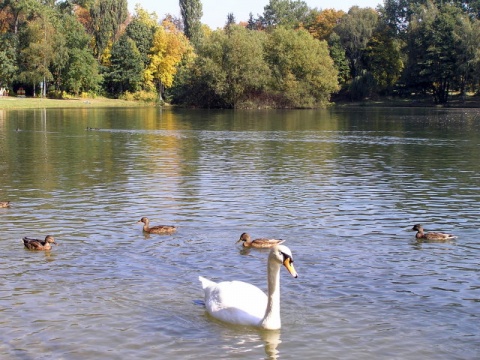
top-left (0, 96), bottom-right (157, 109)
top-left (2, 95), bottom-right (480, 110)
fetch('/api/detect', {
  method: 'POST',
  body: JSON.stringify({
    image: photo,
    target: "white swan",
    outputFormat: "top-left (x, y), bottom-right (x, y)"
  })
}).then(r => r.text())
top-left (199, 245), bottom-right (298, 330)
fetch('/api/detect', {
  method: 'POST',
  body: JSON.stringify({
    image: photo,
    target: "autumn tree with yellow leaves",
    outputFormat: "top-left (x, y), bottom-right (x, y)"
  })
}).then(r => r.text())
top-left (145, 19), bottom-right (193, 102)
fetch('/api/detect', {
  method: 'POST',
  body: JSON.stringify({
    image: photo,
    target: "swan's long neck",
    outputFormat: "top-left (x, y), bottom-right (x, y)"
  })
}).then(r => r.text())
top-left (260, 259), bottom-right (282, 330)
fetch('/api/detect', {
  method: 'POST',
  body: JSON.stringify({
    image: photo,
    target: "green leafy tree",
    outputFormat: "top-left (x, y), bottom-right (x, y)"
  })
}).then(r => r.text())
top-left (126, 18), bottom-right (155, 67)
top-left (126, 5), bottom-right (158, 68)
top-left (49, 26), bottom-right (68, 92)
top-left (265, 27), bottom-right (339, 107)
top-left (172, 26), bottom-right (270, 108)
top-left (334, 6), bottom-right (379, 79)
top-left (363, 25), bottom-right (403, 93)
top-left (179, 0), bottom-right (203, 46)
top-left (90, 0), bottom-right (128, 59)
top-left (404, 2), bottom-right (463, 103)
top-left (60, 12), bottom-right (101, 95)
top-left (453, 11), bottom-right (480, 95)
top-left (0, 33), bottom-right (18, 88)
top-left (17, 8), bottom-right (57, 96)
top-left (103, 34), bottom-right (143, 96)
top-left (328, 32), bottom-right (350, 86)
top-left (260, 0), bottom-right (310, 29)
top-left (220, 25), bottom-right (270, 107)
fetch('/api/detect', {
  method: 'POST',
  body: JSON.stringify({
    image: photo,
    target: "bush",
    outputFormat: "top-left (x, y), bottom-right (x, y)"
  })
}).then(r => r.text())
top-left (120, 90), bottom-right (158, 102)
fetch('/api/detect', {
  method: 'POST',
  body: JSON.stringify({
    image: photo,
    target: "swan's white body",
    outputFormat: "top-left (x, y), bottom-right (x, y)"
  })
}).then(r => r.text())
top-left (199, 245), bottom-right (297, 330)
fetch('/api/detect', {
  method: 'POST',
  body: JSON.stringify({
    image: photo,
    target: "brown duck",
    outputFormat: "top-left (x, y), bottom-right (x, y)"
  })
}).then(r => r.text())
top-left (412, 224), bottom-right (457, 241)
top-left (237, 232), bottom-right (285, 248)
top-left (137, 217), bottom-right (177, 234)
top-left (23, 235), bottom-right (57, 250)
top-left (0, 201), bottom-right (10, 208)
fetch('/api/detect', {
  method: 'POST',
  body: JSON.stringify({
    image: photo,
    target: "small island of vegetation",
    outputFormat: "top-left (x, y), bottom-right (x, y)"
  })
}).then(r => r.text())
top-left (1, 0), bottom-right (479, 109)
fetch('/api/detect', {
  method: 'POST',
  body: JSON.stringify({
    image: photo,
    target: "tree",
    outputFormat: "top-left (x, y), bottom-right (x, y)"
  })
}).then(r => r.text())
top-left (0, 33), bottom-right (18, 88)
top-left (328, 32), bottom-right (350, 86)
top-left (179, 0), bottom-right (203, 46)
top-left (171, 26), bottom-right (271, 108)
top-left (90, 0), bottom-right (128, 59)
top-left (226, 13), bottom-right (236, 28)
top-left (334, 6), bottom-right (379, 79)
top-left (60, 12), bottom-right (101, 95)
top-left (103, 34), bottom-right (143, 96)
top-left (260, 0), bottom-right (310, 29)
top-left (363, 25), bottom-right (403, 94)
top-left (146, 19), bottom-right (193, 102)
top-left (265, 27), bottom-right (339, 107)
top-left (17, 8), bottom-right (57, 96)
top-left (126, 18), bottom-right (156, 67)
top-left (246, 12), bottom-right (260, 30)
top-left (220, 25), bottom-right (271, 107)
top-left (306, 8), bottom-right (345, 41)
top-left (404, 2), bottom-right (465, 103)
top-left (0, 0), bottom-right (40, 34)
top-left (453, 11), bottom-right (480, 95)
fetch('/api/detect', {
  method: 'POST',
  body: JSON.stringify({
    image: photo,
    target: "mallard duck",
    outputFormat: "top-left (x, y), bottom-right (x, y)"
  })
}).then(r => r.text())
top-left (23, 236), bottom-right (57, 250)
top-left (412, 224), bottom-right (457, 241)
top-left (199, 245), bottom-right (297, 330)
top-left (137, 217), bottom-right (177, 234)
top-left (0, 201), bottom-right (10, 208)
top-left (236, 232), bottom-right (285, 248)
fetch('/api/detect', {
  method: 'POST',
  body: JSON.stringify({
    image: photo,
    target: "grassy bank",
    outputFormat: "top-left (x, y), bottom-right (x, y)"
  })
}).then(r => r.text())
top-left (0, 96), bottom-right (157, 109)
top-left (2, 94), bottom-right (480, 110)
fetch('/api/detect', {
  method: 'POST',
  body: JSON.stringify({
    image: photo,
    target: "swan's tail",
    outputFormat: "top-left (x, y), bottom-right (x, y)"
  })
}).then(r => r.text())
top-left (199, 276), bottom-right (216, 290)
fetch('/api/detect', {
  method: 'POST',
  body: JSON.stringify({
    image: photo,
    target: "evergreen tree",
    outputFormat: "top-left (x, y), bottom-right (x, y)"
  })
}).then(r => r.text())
top-left (226, 13), bottom-right (236, 27)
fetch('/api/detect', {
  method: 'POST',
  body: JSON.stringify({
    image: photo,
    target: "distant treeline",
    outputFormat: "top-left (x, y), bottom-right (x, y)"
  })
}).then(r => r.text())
top-left (1, 0), bottom-right (479, 108)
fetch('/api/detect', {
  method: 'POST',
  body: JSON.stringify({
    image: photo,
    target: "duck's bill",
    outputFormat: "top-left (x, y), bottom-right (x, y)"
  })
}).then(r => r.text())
top-left (283, 258), bottom-right (298, 278)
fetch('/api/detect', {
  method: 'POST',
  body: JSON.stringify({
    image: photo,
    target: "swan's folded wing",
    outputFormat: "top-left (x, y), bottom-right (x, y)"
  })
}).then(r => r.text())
top-left (201, 280), bottom-right (267, 326)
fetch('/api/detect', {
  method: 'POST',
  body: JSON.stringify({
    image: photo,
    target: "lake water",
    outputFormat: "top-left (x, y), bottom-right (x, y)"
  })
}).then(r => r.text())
top-left (0, 106), bottom-right (479, 359)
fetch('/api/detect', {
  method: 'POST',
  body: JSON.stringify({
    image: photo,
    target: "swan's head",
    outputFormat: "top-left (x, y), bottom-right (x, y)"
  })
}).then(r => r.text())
top-left (270, 245), bottom-right (298, 278)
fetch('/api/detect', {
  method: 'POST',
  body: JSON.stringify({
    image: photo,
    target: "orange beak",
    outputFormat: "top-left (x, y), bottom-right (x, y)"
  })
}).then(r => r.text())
top-left (283, 257), bottom-right (298, 278)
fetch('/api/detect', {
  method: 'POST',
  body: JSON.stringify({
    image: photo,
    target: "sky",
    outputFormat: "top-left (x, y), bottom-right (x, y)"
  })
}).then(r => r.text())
top-left (129, 0), bottom-right (383, 29)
